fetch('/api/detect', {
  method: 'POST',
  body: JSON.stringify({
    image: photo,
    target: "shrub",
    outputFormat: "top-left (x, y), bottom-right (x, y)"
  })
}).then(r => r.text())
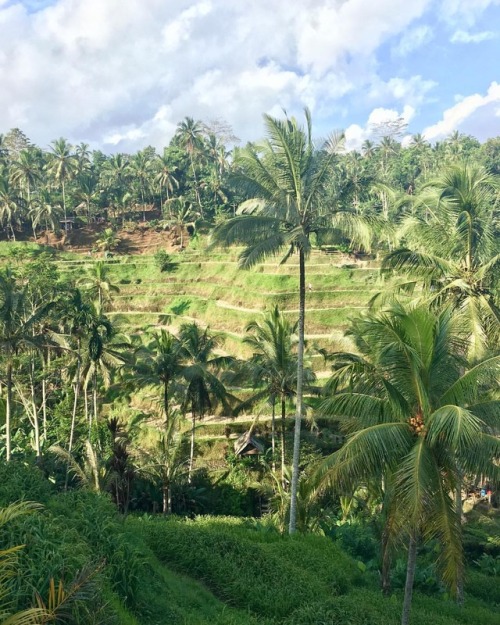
top-left (0, 461), bottom-right (54, 506)
top-left (137, 516), bottom-right (360, 620)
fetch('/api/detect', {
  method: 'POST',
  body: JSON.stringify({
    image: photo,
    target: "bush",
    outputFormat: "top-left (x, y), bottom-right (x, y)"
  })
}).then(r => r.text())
top-left (137, 516), bottom-right (360, 620)
top-left (0, 461), bottom-right (54, 506)
top-left (154, 249), bottom-right (178, 273)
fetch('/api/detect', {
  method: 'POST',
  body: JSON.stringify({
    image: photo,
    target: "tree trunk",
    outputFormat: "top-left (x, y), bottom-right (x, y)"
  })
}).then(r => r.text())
top-left (5, 361), bottom-right (13, 462)
top-left (401, 534), bottom-right (418, 625)
top-left (455, 474), bottom-right (464, 606)
top-left (30, 358), bottom-right (40, 459)
top-left (93, 369), bottom-right (98, 424)
top-left (288, 248), bottom-right (306, 534)
top-left (381, 523), bottom-right (392, 596)
top-left (188, 408), bottom-right (196, 483)
top-left (281, 396), bottom-right (286, 487)
top-left (164, 379), bottom-right (169, 427)
top-left (66, 345), bottom-right (81, 490)
top-left (162, 482), bottom-right (172, 515)
top-left (271, 397), bottom-right (276, 473)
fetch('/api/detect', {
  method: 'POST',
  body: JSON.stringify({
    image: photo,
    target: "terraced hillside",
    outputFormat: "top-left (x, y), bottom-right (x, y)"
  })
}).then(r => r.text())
top-left (56, 244), bottom-right (384, 366)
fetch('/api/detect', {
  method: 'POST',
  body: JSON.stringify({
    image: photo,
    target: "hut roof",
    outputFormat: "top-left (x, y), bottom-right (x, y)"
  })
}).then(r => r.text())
top-left (234, 430), bottom-right (265, 456)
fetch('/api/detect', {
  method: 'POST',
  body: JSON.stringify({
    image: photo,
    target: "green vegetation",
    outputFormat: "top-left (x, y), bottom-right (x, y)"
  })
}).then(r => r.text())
top-left (0, 112), bottom-right (498, 625)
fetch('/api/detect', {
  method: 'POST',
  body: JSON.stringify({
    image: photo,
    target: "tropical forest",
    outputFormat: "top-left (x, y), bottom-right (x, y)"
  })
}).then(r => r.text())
top-left (0, 116), bottom-right (499, 625)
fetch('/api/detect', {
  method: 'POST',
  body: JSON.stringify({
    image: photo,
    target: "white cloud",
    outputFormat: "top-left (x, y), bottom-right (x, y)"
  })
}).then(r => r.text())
top-left (0, 0), bottom-right (497, 153)
top-left (345, 105), bottom-right (415, 151)
top-left (440, 0), bottom-right (500, 26)
top-left (423, 82), bottom-right (500, 141)
top-left (394, 25), bottom-right (433, 56)
top-left (451, 29), bottom-right (496, 43)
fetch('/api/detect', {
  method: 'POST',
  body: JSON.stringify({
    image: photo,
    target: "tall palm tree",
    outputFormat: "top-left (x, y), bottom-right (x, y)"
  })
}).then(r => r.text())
top-left (178, 322), bottom-right (235, 482)
top-left (79, 261), bottom-right (119, 310)
top-left (315, 303), bottom-right (500, 625)
top-left (134, 329), bottom-right (185, 425)
top-left (137, 409), bottom-right (186, 514)
top-left (174, 117), bottom-right (204, 209)
top-left (0, 270), bottom-right (52, 461)
top-left (0, 173), bottom-right (25, 240)
top-left (10, 149), bottom-right (41, 238)
top-left (383, 161), bottom-right (500, 361)
top-left (29, 186), bottom-right (62, 235)
top-left (211, 109), bottom-right (371, 533)
top-left (154, 153), bottom-right (179, 212)
top-left (130, 150), bottom-right (154, 220)
top-left (82, 310), bottom-right (129, 425)
top-left (46, 138), bottom-right (77, 227)
top-left (242, 306), bottom-right (315, 482)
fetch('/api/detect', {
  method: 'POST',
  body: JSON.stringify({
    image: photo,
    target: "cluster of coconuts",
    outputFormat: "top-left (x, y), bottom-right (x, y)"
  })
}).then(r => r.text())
top-left (409, 414), bottom-right (426, 435)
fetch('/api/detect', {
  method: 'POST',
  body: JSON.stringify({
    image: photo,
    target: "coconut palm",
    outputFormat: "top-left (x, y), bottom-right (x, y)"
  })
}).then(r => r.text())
top-left (130, 150), bottom-right (154, 220)
top-left (29, 186), bottom-right (62, 235)
top-left (134, 329), bottom-right (185, 425)
top-left (9, 149), bottom-right (41, 237)
top-left (0, 270), bottom-right (52, 461)
top-left (0, 173), bottom-right (25, 240)
top-left (81, 310), bottom-right (129, 425)
top-left (241, 306), bottom-right (315, 482)
top-left (178, 322), bottom-right (236, 481)
top-left (315, 303), bottom-right (500, 625)
top-left (79, 261), bottom-right (119, 310)
top-left (174, 117), bottom-right (205, 209)
top-left (383, 161), bottom-right (500, 361)
top-left (137, 409), bottom-right (186, 514)
top-left (154, 153), bottom-right (179, 212)
top-left (211, 109), bottom-right (371, 533)
top-left (46, 138), bottom-right (77, 227)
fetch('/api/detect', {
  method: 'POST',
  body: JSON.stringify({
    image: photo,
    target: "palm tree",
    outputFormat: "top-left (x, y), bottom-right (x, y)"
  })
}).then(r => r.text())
top-left (242, 306), bottom-right (315, 482)
top-left (82, 310), bottom-right (129, 425)
top-left (79, 261), bottom-right (119, 310)
top-left (46, 138), bottom-right (77, 227)
top-left (130, 150), bottom-right (154, 220)
top-left (383, 161), bottom-right (500, 361)
top-left (174, 117), bottom-right (205, 209)
top-left (0, 270), bottom-right (52, 461)
top-left (315, 303), bottom-right (500, 625)
top-left (178, 322), bottom-right (235, 482)
top-left (211, 109), bottom-right (371, 533)
top-left (134, 329), bottom-right (185, 425)
top-left (10, 149), bottom-right (41, 238)
top-left (137, 410), bottom-right (186, 514)
top-left (0, 173), bottom-right (25, 240)
top-left (154, 153), bottom-right (179, 212)
top-left (29, 186), bottom-right (62, 235)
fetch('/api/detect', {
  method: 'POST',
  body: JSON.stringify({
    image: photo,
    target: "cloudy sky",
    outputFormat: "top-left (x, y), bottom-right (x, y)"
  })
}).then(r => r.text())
top-left (0, 0), bottom-right (499, 152)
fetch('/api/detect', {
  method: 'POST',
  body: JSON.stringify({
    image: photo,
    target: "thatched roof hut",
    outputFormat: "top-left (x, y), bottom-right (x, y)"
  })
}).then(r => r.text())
top-left (234, 430), bottom-right (265, 456)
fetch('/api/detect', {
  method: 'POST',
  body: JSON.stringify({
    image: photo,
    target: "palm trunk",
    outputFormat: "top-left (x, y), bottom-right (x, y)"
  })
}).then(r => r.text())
top-left (381, 523), bottom-right (392, 596)
top-left (289, 248), bottom-right (306, 534)
top-left (162, 481), bottom-right (172, 515)
top-left (30, 358), bottom-right (41, 459)
top-left (455, 474), bottom-right (464, 606)
top-left (271, 397), bottom-right (276, 473)
top-left (66, 343), bottom-right (81, 490)
top-left (188, 408), bottom-right (196, 483)
top-left (93, 369), bottom-right (98, 423)
top-left (281, 396), bottom-right (286, 487)
top-left (5, 361), bottom-right (13, 462)
top-left (401, 534), bottom-right (418, 625)
top-left (164, 379), bottom-right (169, 426)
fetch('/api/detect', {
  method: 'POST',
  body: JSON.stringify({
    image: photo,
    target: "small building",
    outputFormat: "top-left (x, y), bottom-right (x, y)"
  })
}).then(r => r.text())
top-left (234, 431), bottom-right (265, 457)
top-left (60, 218), bottom-right (76, 232)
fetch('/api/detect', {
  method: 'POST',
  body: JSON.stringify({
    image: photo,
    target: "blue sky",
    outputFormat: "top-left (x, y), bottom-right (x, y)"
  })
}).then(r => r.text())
top-left (0, 0), bottom-right (499, 152)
